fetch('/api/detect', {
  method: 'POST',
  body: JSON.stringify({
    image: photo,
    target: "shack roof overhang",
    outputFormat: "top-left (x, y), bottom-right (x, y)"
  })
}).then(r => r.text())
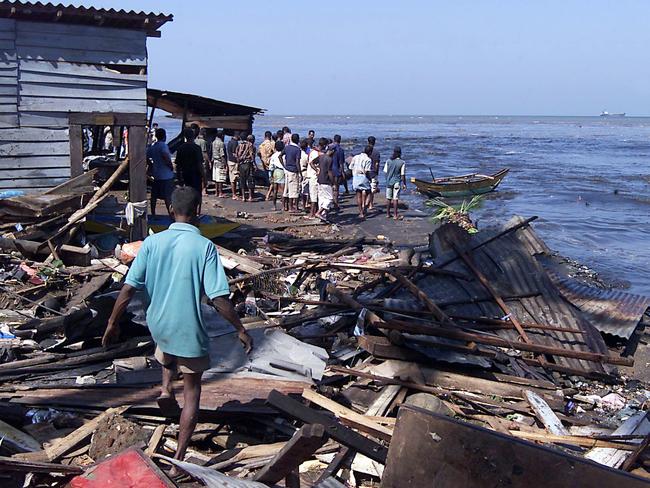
top-left (0, 1), bottom-right (172, 36)
top-left (148, 88), bottom-right (264, 132)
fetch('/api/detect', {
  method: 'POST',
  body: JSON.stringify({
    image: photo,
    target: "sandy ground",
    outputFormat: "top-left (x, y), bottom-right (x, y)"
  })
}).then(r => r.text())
top-left (194, 185), bottom-right (434, 248)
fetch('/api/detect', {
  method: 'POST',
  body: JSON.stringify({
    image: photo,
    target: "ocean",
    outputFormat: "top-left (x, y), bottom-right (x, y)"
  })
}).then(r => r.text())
top-left (162, 115), bottom-right (650, 296)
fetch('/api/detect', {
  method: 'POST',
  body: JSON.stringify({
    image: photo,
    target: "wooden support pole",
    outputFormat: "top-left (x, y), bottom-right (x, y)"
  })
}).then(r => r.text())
top-left (128, 125), bottom-right (148, 241)
top-left (387, 269), bottom-right (452, 324)
top-left (254, 423), bottom-right (327, 484)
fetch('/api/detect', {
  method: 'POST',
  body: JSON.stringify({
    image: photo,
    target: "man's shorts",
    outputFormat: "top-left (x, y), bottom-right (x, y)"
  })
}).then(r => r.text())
top-left (308, 176), bottom-right (319, 203)
top-left (213, 164), bottom-right (228, 183)
top-left (227, 160), bottom-right (239, 182)
top-left (284, 170), bottom-right (300, 198)
top-left (301, 175), bottom-right (310, 196)
top-left (386, 182), bottom-right (401, 200)
top-left (318, 183), bottom-right (333, 210)
top-left (239, 161), bottom-right (254, 185)
top-left (151, 178), bottom-right (175, 202)
top-left (155, 346), bottom-right (209, 374)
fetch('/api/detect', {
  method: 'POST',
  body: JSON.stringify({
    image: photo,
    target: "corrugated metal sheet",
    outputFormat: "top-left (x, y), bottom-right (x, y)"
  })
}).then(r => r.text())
top-left (550, 273), bottom-right (650, 339)
top-left (0, 1), bottom-right (172, 35)
top-left (420, 216), bottom-right (615, 375)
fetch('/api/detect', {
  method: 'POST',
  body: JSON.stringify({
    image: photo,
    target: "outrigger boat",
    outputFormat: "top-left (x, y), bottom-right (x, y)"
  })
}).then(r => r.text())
top-left (410, 168), bottom-right (509, 198)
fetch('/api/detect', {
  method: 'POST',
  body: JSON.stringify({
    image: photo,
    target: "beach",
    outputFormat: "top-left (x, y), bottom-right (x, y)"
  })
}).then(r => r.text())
top-left (161, 114), bottom-right (650, 295)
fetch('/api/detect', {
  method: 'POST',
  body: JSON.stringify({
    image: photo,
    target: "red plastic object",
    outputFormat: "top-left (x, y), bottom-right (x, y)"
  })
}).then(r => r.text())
top-left (69, 449), bottom-right (173, 488)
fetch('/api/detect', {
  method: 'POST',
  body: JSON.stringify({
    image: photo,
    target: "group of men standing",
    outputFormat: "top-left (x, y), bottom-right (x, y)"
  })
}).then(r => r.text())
top-left (146, 125), bottom-right (408, 221)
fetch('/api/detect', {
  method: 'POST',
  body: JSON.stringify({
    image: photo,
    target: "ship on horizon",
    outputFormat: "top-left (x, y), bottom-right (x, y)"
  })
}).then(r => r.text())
top-left (600, 110), bottom-right (626, 117)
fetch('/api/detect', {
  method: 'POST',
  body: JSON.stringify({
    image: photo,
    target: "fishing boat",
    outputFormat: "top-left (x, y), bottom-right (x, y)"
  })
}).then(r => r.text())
top-left (410, 168), bottom-right (509, 198)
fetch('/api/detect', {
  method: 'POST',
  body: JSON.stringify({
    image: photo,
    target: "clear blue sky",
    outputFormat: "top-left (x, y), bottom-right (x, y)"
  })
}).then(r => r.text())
top-left (75, 0), bottom-right (649, 115)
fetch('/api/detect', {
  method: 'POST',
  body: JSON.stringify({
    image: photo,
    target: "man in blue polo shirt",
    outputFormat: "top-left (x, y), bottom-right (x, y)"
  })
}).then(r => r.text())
top-left (283, 133), bottom-right (302, 211)
top-left (102, 186), bottom-right (253, 468)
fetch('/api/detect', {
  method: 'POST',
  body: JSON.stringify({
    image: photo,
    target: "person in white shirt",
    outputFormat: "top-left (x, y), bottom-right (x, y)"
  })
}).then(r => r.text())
top-left (349, 146), bottom-right (373, 219)
top-left (267, 140), bottom-right (286, 209)
top-left (306, 142), bottom-right (321, 218)
top-left (299, 139), bottom-right (310, 212)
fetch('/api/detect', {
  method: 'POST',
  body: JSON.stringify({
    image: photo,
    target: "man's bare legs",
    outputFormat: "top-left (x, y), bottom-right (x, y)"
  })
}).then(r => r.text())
top-left (175, 372), bottom-right (202, 462)
top-left (160, 362), bottom-right (176, 401)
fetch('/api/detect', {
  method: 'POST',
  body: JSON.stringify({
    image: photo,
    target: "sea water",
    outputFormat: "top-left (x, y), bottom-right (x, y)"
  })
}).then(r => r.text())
top-left (164, 115), bottom-right (650, 296)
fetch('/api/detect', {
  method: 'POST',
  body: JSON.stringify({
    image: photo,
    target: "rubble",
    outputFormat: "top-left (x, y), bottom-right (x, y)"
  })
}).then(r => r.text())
top-left (1, 176), bottom-right (650, 487)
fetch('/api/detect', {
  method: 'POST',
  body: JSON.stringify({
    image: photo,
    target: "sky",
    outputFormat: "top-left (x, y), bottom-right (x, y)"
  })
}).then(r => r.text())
top-left (72, 0), bottom-right (650, 116)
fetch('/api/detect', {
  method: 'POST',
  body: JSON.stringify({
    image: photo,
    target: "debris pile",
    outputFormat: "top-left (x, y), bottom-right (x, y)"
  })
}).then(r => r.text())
top-left (1, 178), bottom-right (650, 486)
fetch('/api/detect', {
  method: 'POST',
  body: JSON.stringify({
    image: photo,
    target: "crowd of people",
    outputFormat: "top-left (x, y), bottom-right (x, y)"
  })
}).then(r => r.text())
top-left (146, 125), bottom-right (408, 222)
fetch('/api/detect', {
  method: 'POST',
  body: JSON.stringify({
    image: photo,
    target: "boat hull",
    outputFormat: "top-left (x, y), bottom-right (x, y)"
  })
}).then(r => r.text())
top-left (411, 168), bottom-right (509, 198)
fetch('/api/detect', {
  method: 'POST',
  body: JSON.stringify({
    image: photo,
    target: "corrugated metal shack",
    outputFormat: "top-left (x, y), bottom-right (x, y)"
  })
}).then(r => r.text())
top-left (0, 1), bottom-right (172, 192)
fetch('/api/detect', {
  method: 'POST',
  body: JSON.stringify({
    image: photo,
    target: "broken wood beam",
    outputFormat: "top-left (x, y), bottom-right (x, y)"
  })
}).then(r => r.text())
top-left (302, 388), bottom-right (393, 441)
top-left (451, 242), bottom-right (532, 344)
top-left (509, 431), bottom-right (638, 450)
top-left (253, 423), bottom-right (327, 484)
top-left (0, 456), bottom-right (83, 474)
top-left (385, 318), bottom-right (634, 366)
top-left (524, 390), bottom-right (568, 436)
top-left (16, 406), bottom-right (128, 462)
top-left (266, 390), bottom-right (388, 464)
top-left (386, 269), bottom-right (452, 324)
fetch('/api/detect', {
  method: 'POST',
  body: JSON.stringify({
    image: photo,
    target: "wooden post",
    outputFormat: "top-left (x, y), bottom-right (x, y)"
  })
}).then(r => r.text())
top-left (68, 124), bottom-right (83, 177)
top-left (128, 125), bottom-right (147, 241)
top-left (253, 424), bottom-right (327, 484)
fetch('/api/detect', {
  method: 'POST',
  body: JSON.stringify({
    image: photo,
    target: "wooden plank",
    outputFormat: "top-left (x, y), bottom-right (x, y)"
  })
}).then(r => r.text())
top-left (17, 407), bottom-right (129, 462)
top-left (254, 424), bottom-right (327, 483)
top-left (0, 40), bottom-right (15, 50)
top-left (523, 390), bottom-right (568, 436)
top-left (19, 97), bottom-right (146, 113)
top-left (0, 103), bottom-right (17, 113)
top-left (0, 155), bottom-right (69, 169)
top-left (0, 113), bottom-right (18, 128)
top-left (585, 412), bottom-right (650, 468)
top-left (16, 21), bottom-right (144, 42)
top-left (381, 405), bottom-right (650, 488)
top-left (267, 390), bottom-right (388, 464)
top-left (0, 127), bottom-right (68, 142)
top-left (0, 167), bottom-right (70, 179)
top-left (0, 84), bottom-right (16, 95)
top-left (20, 71), bottom-right (145, 87)
top-left (18, 111), bottom-right (68, 128)
top-left (19, 82), bottom-right (146, 100)
top-left (144, 424), bottom-right (166, 457)
top-left (0, 177), bottom-right (68, 189)
top-left (0, 140), bottom-right (69, 156)
top-left (0, 456), bottom-right (83, 474)
top-left (509, 431), bottom-right (637, 450)
top-left (0, 18), bottom-right (16, 30)
top-left (216, 244), bottom-right (264, 274)
top-left (19, 59), bottom-right (146, 82)
top-left (302, 389), bottom-right (393, 442)
top-left (69, 124), bottom-right (82, 177)
top-left (16, 31), bottom-right (146, 55)
top-left (16, 46), bottom-right (146, 66)
top-left (68, 111), bottom-right (146, 126)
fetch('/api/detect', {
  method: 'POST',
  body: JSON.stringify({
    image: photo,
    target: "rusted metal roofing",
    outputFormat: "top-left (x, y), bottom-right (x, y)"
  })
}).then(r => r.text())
top-left (549, 273), bottom-right (650, 339)
top-left (148, 88), bottom-right (264, 118)
top-left (0, 1), bottom-right (172, 35)
top-left (418, 216), bottom-right (615, 376)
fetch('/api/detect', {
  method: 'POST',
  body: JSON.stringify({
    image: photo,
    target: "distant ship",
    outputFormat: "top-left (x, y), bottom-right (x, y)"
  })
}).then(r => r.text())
top-left (600, 111), bottom-right (626, 117)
